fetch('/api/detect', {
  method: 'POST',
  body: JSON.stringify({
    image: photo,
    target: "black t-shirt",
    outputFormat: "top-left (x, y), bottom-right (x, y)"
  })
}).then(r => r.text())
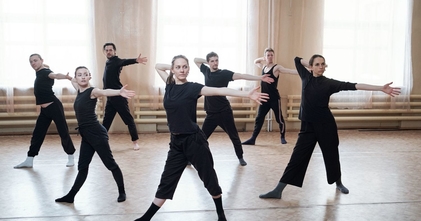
top-left (34, 68), bottom-right (56, 105)
top-left (74, 87), bottom-right (99, 127)
top-left (200, 64), bottom-right (234, 113)
top-left (103, 56), bottom-right (137, 89)
top-left (261, 65), bottom-right (280, 100)
top-left (294, 57), bottom-right (357, 123)
top-left (163, 82), bottom-right (204, 134)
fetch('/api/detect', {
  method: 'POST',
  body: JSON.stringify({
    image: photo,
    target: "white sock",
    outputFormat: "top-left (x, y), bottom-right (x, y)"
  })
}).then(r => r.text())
top-left (66, 155), bottom-right (74, 167)
top-left (14, 156), bottom-right (34, 169)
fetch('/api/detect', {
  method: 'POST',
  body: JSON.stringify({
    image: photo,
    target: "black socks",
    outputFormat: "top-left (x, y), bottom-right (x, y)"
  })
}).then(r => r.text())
top-left (55, 189), bottom-right (77, 203)
top-left (241, 137), bottom-right (256, 145)
top-left (134, 202), bottom-right (160, 221)
top-left (213, 197), bottom-right (226, 221)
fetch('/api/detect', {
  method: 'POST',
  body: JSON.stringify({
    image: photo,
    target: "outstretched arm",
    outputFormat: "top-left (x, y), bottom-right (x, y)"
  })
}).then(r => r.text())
top-left (232, 73), bottom-right (274, 84)
top-left (254, 57), bottom-right (265, 69)
top-left (91, 85), bottom-right (136, 99)
top-left (274, 64), bottom-right (299, 75)
top-left (136, 53), bottom-right (148, 64)
top-left (194, 58), bottom-right (207, 69)
top-left (155, 63), bottom-right (170, 83)
top-left (356, 82), bottom-right (401, 97)
top-left (48, 72), bottom-right (72, 80)
top-left (200, 86), bottom-right (269, 105)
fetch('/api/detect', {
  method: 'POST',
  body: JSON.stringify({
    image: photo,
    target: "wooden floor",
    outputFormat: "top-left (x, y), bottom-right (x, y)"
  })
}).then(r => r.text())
top-left (1, 129), bottom-right (421, 221)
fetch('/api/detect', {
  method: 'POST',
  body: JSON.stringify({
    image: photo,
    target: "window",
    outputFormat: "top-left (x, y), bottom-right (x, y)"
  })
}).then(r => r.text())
top-left (323, 0), bottom-right (412, 103)
top-left (0, 0), bottom-right (94, 90)
top-left (155, 0), bottom-right (247, 88)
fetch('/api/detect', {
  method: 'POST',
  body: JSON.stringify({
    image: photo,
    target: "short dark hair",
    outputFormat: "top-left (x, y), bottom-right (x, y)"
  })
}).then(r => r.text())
top-left (206, 52), bottom-right (218, 62)
top-left (29, 53), bottom-right (42, 60)
top-left (103, 43), bottom-right (116, 51)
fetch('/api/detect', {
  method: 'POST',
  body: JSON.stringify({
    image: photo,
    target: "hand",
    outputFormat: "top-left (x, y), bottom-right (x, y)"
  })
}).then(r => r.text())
top-left (137, 53), bottom-right (148, 64)
top-left (120, 85), bottom-right (136, 99)
top-left (382, 82), bottom-right (401, 97)
top-left (248, 86), bottom-right (269, 105)
top-left (65, 72), bottom-right (72, 80)
top-left (261, 74), bottom-right (274, 84)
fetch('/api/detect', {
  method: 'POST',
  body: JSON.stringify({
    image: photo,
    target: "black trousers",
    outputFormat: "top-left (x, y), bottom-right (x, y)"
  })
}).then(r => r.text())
top-left (155, 130), bottom-right (222, 199)
top-left (70, 123), bottom-right (124, 193)
top-left (28, 97), bottom-right (75, 157)
top-left (202, 109), bottom-right (243, 159)
top-left (251, 99), bottom-right (286, 138)
top-left (102, 96), bottom-right (139, 141)
top-left (280, 120), bottom-right (341, 187)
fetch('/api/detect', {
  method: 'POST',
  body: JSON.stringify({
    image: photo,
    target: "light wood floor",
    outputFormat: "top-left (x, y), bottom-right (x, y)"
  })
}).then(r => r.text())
top-left (1, 129), bottom-right (421, 221)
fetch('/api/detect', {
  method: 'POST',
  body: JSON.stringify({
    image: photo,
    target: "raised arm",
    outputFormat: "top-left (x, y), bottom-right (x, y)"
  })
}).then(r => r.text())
top-left (194, 57), bottom-right (207, 69)
top-left (254, 57), bottom-right (265, 69)
top-left (136, 53), bottom-right (148, 64)
top-left (232, 73), bottom-right (274, 84)
top-left (48, 72), bottom-right (72, 80)
top-left (70, 77), bottom-right (80, 91)
top-left (355, 82), bottom-right (401, 97)
top-left (91, 85), bottom-right (136, 99)
top-left (155, 63), bottom-right (171, 83)
top-left (200, 86), bottom-right (269, 105)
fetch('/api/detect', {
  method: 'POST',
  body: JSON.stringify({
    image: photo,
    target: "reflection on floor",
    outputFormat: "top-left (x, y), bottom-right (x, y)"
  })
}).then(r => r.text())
top-left (1, 130), bottom-right (421, 221)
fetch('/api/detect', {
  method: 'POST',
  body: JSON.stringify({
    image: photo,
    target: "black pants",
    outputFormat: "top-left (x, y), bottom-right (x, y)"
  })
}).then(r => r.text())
top-left (202, 109), bottom-right (243, 159)
top-left (155, 130), bottom-right (222, 199)
top-left (251, 99), bottom-right (286, 138)
top-left (280, 120), bottom-right (341, 187)
top-left (71, 123), bottom-right (124, 193)
top-left (102, 96), bottom-right (139, 141)
top-left (28, 98), bottom-right (75, 157)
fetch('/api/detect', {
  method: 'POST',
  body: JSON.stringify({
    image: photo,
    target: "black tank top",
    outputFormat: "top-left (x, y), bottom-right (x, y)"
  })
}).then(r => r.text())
top-left (74, 87), bottom-right (99, 127)
top-left (261, 64), bottom-right (280, 100)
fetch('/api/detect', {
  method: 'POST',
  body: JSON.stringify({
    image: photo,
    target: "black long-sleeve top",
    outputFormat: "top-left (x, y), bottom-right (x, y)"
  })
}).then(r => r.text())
top-left (294, 57), bottom-right (357, 123)
top-left (103, 56), bottom-right (137, 89)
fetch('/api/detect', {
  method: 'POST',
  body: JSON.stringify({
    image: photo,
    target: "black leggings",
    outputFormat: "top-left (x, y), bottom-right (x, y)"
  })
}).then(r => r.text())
top-left (28, 97), bottom-right (75, 157)
top-left (251, 99), bottom-right (286, 138)
top-left (102, 96), bottom-right (138, 141)
top-left (201, 109), bottom-right (243, 159)
top-left (70, 124), bottom-right (124, 193)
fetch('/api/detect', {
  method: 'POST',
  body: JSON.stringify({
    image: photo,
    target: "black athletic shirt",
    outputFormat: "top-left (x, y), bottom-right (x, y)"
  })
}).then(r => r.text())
top-left (261, 65), bottom-right (280, 100)
top-left (294, 57), bottom-right (357, 123)
top-left (34, 68), bottom-right (55, 105)
top-left (103, 56), bottom-right (137, 89)
top-left (200, 64), bottom-right (234, 113)
top-left (74, 87), bottom-right (99, 127)
top-left (163, 82), bottom-right (204, 134)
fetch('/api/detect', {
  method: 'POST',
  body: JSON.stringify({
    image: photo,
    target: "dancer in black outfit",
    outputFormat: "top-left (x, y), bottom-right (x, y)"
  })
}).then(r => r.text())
top-left (55, 66), bottom-right (135, 203)
top-left (14, 54), bottom-right (76, 169)
top-left (259, 55), bottom-right (401, 199)
top-left (102, 43), bottom-right (147, 150)
top-left (242, 48), bottom-right (298, 145)
top-left (194, 52), bottom-right (274, 166)
top-left (134, 55), bottom-right (269, 221)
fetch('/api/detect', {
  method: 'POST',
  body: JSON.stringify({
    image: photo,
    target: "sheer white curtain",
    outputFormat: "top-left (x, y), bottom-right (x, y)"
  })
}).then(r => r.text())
top-left (323, 0), bottom-right (413, 108)
top-left (0, 0), bottom-right (94, 99)
top-left (155, 0), bottom-right (247, 91)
